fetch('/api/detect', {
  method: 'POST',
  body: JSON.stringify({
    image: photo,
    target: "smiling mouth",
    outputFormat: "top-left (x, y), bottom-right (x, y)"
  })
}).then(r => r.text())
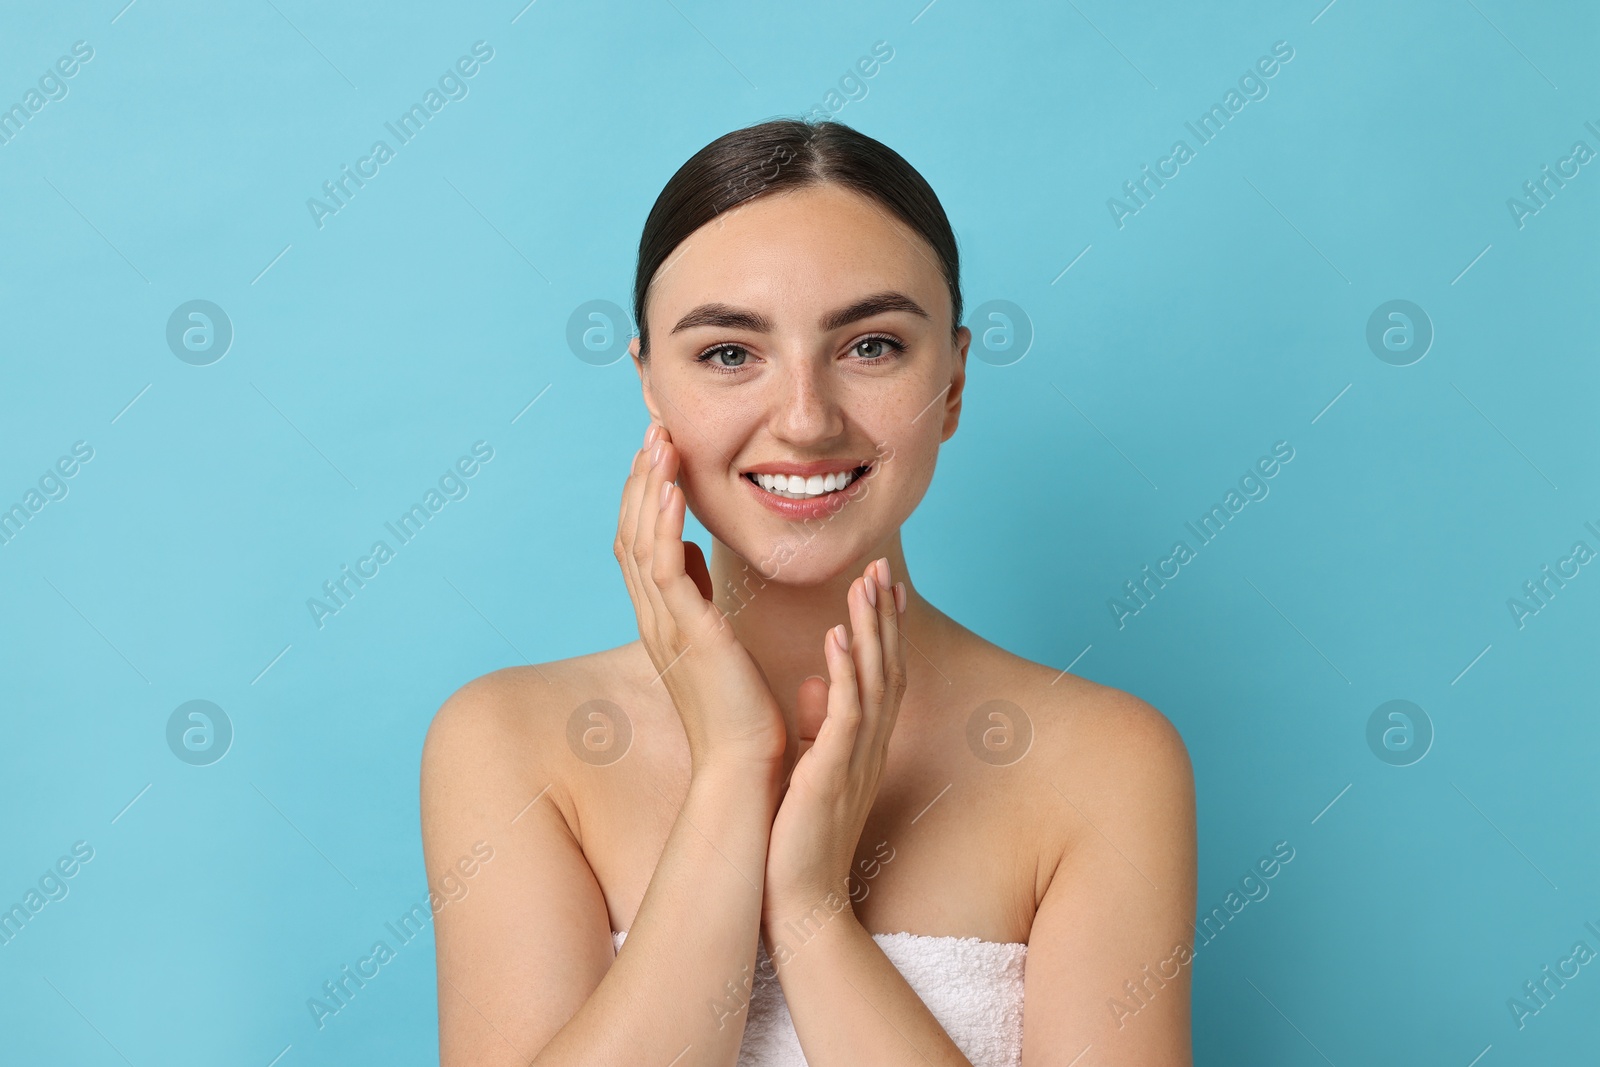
top-left (743, 464), bottom-right (871, 500)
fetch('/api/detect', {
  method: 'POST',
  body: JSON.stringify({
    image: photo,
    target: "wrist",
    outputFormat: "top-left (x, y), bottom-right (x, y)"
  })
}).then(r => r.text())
top-left (761, 890), bottom-right (862, 967)
top-left (761, 881), bottom-right (857, 933)
top-left (689, 755), bottom-right (784, 804)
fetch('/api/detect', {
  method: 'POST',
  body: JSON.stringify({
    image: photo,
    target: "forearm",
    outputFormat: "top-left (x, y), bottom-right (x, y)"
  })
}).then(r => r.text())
top-left (761, 897), bottom-right (972, 1067)
top-left (535, 763), bottom-right (782, 1067)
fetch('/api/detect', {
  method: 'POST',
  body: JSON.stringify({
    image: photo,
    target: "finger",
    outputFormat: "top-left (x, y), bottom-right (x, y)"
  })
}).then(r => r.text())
top-left (847, 569), bottom-right (884, 744)
top-left (871, 558), bottom-right (900, 697)
top-left (630, 437), bottom-right (679, 624)
top-left (887, 581), bottom-right (909, 734)
top-left (818, 623), bottom-right (864, 767)
top-left (654, 481), bottom-right (719, 628)
top-left (616, 424), bottom-right (662, 556)
top-left (796, 675), bottom-right (829, 744)
top-left (614, 442), bottom-right (653, 616)
top-left (620, 431), bottom-right (679, 672)
top-left (616, 425), bottom-right (663, 596)
top-left (858, 577), bottom-right (899, 774)
top-left (861, 558), bottom-right (901, 756)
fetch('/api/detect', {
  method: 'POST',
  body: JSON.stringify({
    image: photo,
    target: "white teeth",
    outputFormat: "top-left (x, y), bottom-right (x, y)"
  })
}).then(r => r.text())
top-left (752, 468), bottom-right (860, 499)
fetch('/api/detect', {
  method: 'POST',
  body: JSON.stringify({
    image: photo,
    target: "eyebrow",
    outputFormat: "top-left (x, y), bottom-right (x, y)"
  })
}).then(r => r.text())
top-left (669, 290), bottom-right (931, 335)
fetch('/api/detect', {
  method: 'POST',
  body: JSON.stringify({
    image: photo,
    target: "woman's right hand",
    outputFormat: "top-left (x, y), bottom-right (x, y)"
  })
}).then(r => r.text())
top-left (615, 423), bottom-right (789, 776)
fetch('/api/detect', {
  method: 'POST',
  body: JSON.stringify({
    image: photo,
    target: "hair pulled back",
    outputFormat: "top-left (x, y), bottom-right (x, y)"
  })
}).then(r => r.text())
top-left (632, 118), bottom-right (962, 359)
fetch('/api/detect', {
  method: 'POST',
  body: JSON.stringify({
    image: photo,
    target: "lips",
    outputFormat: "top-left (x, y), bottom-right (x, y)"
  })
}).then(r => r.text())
top-left (748, 467), bottom-right (862, 498)
top-left (741, 460), bottom-right (872, 520)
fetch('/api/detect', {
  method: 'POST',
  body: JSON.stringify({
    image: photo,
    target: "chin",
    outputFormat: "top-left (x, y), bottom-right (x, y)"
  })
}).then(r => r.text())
top-left (698, 505), bottom-right (882, 585)
top-left (737, 537), bottom-right (872, 587)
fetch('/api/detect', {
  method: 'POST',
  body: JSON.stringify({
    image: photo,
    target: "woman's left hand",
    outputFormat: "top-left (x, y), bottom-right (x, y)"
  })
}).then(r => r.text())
top-left (763, 557), bottom-right (908, 924)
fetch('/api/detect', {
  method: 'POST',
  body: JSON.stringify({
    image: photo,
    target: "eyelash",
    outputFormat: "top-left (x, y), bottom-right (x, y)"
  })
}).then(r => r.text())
top-left (694, 333), bottom-right (908, 373)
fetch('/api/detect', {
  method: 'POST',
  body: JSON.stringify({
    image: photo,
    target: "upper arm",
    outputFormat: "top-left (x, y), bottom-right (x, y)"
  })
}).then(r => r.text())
top-left (1020, 691), bottom-right (1198, 1067)
top-left (420, 671), bottom-right (614, 1066)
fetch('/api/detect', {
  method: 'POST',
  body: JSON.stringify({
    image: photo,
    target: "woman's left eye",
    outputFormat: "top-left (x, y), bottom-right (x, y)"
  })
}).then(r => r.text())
top-left (852, 335), bottom-right (907, 361)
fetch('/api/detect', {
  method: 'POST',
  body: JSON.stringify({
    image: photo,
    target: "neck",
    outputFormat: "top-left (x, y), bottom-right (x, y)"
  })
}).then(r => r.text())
top-left (708, 533), bottom-right (934, 720)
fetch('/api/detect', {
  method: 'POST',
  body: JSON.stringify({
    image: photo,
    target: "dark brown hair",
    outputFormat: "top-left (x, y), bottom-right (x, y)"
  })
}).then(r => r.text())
top-left (632, 118), bottom-right (962, 359)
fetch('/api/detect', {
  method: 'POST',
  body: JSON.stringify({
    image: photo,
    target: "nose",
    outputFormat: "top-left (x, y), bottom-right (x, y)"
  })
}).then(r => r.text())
top-left (768, 353), bottom-right (845, 447)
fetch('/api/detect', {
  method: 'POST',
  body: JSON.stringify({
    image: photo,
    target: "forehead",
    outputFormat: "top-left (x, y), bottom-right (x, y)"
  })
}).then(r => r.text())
top-left (647, 183), bottom-right (948, 332)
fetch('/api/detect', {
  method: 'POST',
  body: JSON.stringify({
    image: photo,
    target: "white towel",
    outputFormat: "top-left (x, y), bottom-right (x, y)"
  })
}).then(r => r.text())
top-left (612, 928), bottom-right (1027, 1066)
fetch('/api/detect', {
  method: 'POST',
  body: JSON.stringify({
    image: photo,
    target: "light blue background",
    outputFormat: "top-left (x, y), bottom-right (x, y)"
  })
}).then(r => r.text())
top-left (2, 1), bottom-right (1596, 1063)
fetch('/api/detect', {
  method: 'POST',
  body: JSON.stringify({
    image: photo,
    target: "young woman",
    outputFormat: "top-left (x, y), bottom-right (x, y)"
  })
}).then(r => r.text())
top-left (421, 119), bottom-right (1197, 1066)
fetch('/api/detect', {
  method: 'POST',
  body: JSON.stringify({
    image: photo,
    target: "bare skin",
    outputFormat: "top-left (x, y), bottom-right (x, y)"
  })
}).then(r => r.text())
top-left (421, 183), bottom-right (1197, 1066)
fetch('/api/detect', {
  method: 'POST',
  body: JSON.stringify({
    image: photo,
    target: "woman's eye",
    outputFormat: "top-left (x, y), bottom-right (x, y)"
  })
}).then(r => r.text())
top-left (697, 337), bottom-right (902, 369)
top-left (853, 336), bottom-right (905, 361)
top-left (701, 344), bottom-right (749, 368)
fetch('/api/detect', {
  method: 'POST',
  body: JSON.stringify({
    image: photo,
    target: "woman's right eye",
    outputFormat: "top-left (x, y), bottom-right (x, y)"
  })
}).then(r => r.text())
top-left (697, 344), bottom-right (750, 369)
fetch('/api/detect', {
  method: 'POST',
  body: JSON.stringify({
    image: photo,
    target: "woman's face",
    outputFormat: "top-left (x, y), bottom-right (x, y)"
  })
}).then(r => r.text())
top-left (630, 182), bottom-right (969, 587)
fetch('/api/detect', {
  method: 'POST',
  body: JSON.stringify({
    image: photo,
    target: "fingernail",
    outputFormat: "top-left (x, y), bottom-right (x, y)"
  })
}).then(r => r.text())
top-left (876, 557), bottom-right (891, 589)
top-left (833, 624), bottom-right (850, 650)
top-left (651, 442), bottom-right (664, 466)
top-left (646, 423), bottom-right (662, 444)
top-left (894, 581), bottom-right (907, 613)
top-left (863, 577), bottom-right (877, 607)
top-left (660, 481), bottom-right (672, 506)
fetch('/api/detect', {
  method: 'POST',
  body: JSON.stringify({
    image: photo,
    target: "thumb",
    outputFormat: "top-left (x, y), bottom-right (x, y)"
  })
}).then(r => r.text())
top-left (796, 675), bottom-right (829, 744)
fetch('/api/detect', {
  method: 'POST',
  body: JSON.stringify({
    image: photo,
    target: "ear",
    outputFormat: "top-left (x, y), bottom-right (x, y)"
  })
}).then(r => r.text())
top-left (630, 335), bottom-right (664, 424)
top-left (940, 325), bottom-right (970, 443)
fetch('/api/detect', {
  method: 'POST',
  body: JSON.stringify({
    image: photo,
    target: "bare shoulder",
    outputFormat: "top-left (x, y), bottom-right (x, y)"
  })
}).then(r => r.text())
top-left (954, 633), bottom-right (1194, 878)
top-left (425, 642), bottom-right (650, 745)
top-left (1045, 671), bottom-right (1194, 854)
top-left (954, 633), bottom-right (1196, 916)
top-left (958, 632), bottom-right (1191, 784)
top-left (420, 642), bottom-right (654, 821)
top-left (421, 643), bottom-right (658, 1064)
top-left (1043, 670), bottom-right (1192, 788)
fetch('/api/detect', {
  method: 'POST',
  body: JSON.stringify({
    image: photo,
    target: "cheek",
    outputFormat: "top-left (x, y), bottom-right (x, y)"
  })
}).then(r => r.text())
top-left (665, 417), bottom-right (750, 522)
top-left (879, 439), bottom-right (938, 513)
top-left (863, 406), bottom-right (943, 492)
top-left (676, 443), bottom-right (728, 498)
